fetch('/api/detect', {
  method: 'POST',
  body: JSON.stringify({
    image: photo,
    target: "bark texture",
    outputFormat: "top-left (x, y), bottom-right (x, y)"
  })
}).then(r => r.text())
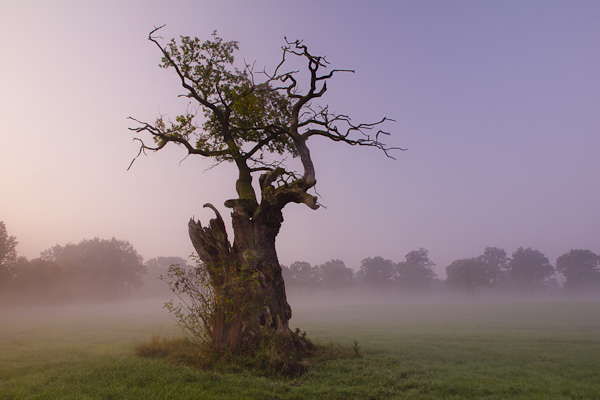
top-left (188, 200), bottom-right (292, 350)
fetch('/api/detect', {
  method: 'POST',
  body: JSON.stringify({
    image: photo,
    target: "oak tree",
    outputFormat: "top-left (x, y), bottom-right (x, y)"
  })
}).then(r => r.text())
top-left (130, 27), bottom-right (398, 351)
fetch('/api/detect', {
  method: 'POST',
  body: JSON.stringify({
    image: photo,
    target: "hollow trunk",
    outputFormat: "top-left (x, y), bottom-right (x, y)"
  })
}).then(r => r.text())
top-left (188, 202), bottom-right (292, 352)
top-left (185, 130), bottom-right (316, 353)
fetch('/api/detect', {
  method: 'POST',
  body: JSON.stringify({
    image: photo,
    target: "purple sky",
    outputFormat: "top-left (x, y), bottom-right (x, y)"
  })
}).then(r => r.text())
top-left (1, 1), bottom-right (599, 278)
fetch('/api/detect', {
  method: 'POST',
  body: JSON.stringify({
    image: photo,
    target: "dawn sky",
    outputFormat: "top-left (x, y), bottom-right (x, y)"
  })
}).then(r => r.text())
top-left (1, 1), bottom-right (599, 278)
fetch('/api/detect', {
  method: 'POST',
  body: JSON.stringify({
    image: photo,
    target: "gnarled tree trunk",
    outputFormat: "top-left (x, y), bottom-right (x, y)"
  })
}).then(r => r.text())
top-left (188, 200), bottom-right (292, 351)
top-left (186, 136), bottom-right (318, 352)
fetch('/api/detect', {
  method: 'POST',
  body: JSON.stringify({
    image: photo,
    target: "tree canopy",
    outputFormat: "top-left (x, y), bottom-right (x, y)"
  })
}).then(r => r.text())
top-left (0, 221), bottom-right (18, 287)
top-left (129, 28), bottom-right (399, 213)
top-left (445, 258), bottom-right (491, 292)
top-left (556, 249), bottom-right (600, 292)
top-left (445, 247), bottom-right (509, 292)
top-left (358, 257), bottom-right (395, 287)
top-left (395, 248), bottom-right (437, 291)
top-left (284, 261), bottom-right (321, 290)
top-left (507, 247), bottom-right (554, 291)
top-left (41, 238), bottom-right (147, 298)
top-left (1, 234), bottom-right (146, 303)
top-left (482, 246), bottom-right (509, 286)
top-left (319, 259), bottom-right (353, 289)
top-left (282, 259), bottom-right (354, 290)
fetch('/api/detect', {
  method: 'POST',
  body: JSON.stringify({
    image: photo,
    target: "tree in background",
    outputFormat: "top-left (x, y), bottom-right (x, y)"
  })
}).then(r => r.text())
top-left (358, 257), bottom-right (395, 287)
top-left (507, 247), bottom-right (554, 291)
top-left (282, 259), bottom-right (353, 290)
top-left (395, 248), bottom-right (437, 291)
top-left (282, 261), bottom-right (321, 290)
top-left (11, 258), bottom-right (69, 301)
top-left (129, 27), bottom-right (398, 351)
top-left (146, 256), bottom-right (192, 272)
top-left (404, 248), bottom-right (436, 269)
top-left (143, 256), bottom-right (193, 296)
top-left (318, 259), bottom-right (353, 289)
top-left (556, 249), bottom-right (600, 293)
top-left (482, 246), bottom-right (509, 286)
top-left (41, 238), bottom-right (146, 299)
top-left (445, 257), bottom-right (491, 292)
top-left (445, 247), bottom-right (510, 292)
top-left (0, 222), bottom-right (18, 287)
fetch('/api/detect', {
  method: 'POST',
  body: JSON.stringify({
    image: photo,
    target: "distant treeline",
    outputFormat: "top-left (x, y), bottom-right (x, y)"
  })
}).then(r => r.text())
top-left (0, 224), bottom-right (147, 303)
top-left (282, 248), bottom-right (436, 292)
top-left (1, 221), bottom-right (599, 304)
top-left (282, 246), bottom-right (600, 295)
top-left (0, 220), bottom-right (190, 304)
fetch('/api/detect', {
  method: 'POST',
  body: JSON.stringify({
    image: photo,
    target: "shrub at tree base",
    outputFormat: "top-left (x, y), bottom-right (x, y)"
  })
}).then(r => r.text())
top-left (161, 260), bottom-right (265, 354)
top-left (134, 329), bottom-right (355, 378)
top-left (141, 260), bottom-right (357, 377)
top-left (152, 260), bottom-right (323, 377)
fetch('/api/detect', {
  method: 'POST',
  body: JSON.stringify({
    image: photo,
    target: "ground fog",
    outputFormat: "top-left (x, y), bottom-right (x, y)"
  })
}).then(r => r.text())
top-left (1, 296), bottom-right (599, 399)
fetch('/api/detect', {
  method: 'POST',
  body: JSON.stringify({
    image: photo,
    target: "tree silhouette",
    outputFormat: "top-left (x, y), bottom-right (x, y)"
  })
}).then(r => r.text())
top-left (319, 259), bottom-right (353, 289)
top-left (359, 257), bottom-right (395, 287)
top-left (508, 247), bottom-right (554, 291)
top-left (0, 222), bottom-right (17, 288)
top-left (556, 249), bottom-right (600, 292)
top-left (41, 238), bottom-right (146, 298)
top-left (395, 248), bottom-right (437, 291)
top-left (445, 257), bottom-right (491, 292)
top-left (129, 27), bottom-right (399, 351)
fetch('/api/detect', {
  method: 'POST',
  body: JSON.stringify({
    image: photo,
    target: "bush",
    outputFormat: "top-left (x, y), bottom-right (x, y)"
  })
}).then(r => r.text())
top-left (134, 329), bottom-right (359, 378)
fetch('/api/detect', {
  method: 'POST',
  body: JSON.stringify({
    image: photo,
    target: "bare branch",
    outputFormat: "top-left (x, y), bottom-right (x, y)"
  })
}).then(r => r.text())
top-left (203, 159), bottom-right (227, 173)
top-left (130, 29), bottom-right (403, 212)
top-left (127, 137), bottom-right (164, 171)
top-left (148, 24), bottom-right (166, 40)
top-left (127, 116), bottom-right (230, 159)
top-left (304, 118), bottom-right (405, 160)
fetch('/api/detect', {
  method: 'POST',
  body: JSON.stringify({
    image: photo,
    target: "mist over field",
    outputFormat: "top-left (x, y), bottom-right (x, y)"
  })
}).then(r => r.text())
top-left (2, 245), bottom-right (599, 398)
top-left (2, 1), bottom-right (600, 397)
top-left (2, 291), bottom-right (600, 398)
top-left (2, 229), bottom-right (599, 307)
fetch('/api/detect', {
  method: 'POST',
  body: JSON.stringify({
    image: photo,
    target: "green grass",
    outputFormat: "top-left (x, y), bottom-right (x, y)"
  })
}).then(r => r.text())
top-left (1, 299), bottom-right (599, 399)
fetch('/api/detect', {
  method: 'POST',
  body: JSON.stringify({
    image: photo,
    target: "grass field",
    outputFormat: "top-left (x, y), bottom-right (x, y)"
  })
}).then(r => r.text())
top-left (1, 298), bottom-right (599, 399)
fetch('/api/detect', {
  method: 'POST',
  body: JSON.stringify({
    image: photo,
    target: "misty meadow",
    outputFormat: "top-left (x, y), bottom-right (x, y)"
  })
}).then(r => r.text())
top-left (2, 1), bottom-right (600, 399)
top-left (2, 221), bottom-right (600, 398)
